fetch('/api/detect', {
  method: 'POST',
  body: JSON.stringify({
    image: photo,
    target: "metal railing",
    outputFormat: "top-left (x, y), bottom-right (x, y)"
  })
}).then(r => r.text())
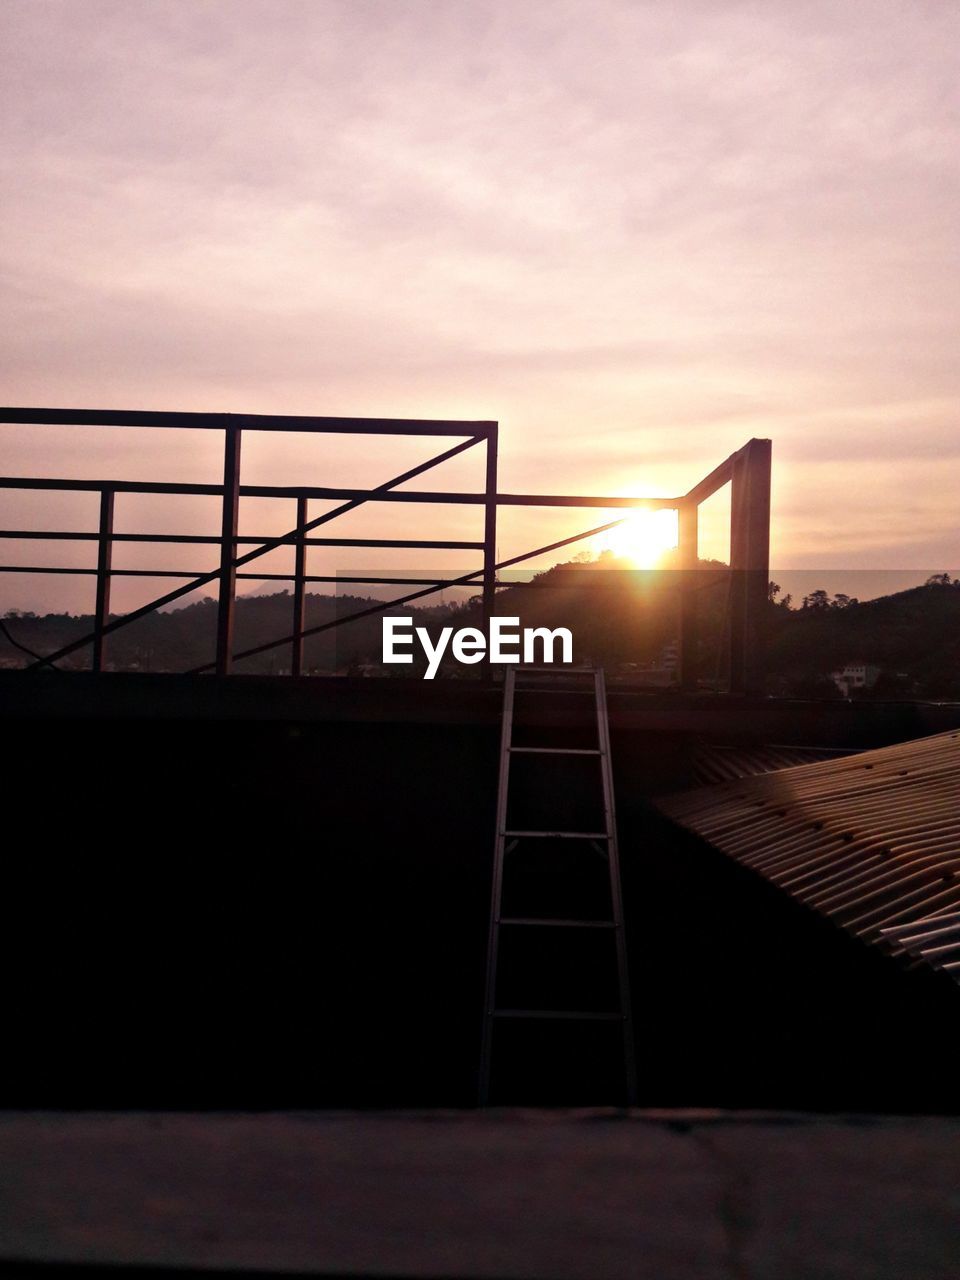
top-left (0, 407), bottom-right (771, 691)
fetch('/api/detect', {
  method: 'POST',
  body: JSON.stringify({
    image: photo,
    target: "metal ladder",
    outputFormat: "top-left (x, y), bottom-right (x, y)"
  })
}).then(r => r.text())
top-left (478, 665), bottom-right (637, 1105)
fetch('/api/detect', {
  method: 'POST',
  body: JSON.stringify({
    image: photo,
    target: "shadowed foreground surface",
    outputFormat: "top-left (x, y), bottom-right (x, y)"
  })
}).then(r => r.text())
top-left (1, 1109), bottom-right (959, 1280)
top-left (4, 678), bottom-right (960, 1112)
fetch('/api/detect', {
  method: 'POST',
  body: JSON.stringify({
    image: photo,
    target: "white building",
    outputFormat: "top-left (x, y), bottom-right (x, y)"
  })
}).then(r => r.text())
top-left (832, 663), bottom-right (881, 696)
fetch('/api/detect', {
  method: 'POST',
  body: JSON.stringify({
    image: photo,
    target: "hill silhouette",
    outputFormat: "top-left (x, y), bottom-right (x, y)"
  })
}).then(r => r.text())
top-left (3, 563), bottom-right (958, 696)
top-left (0, 591), bottom-right (450, 675)
top-left (765, 577), bottom-right (960, 699)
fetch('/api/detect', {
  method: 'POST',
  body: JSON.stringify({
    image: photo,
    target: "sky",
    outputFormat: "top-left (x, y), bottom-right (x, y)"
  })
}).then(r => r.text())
top-left (2, 0), bottom-right (958, 614)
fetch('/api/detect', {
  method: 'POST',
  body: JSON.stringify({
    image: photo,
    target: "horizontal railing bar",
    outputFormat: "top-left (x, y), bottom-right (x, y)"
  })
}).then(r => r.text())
top-left (0, 565), bottom-right (100, 575)
top-left (252, 536), bottom-right (486, 550)
top-left (0, 565), bottom-right (702, 592)
top-left (495, 574), bottom-right (730, 592)
top-left (231, 574), bottom-right (482, 586)
top-left (0, 531), bottom-right (483, 549)
top-left (0, 476), bottom-right (682, 508)
top-left (0, 531), bottom-right (101, 540)
top-left (240, 488), bottom-right (679, 508)
top-left (0, 567), bottom-right (460, 582)
top-left (0, 565), bottom-right (223, 579)
top-left (0, 477), bottom-right (225, 495)
top-left (0, 564), bottom-right (716, 595)
top-left (0, 407), bottom-right (494, 437)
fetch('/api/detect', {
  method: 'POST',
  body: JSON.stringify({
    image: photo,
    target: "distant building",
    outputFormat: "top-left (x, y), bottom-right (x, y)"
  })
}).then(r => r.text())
top-left (659, 639), bottom-right (679, 674)
top-left (832, 662), bottom-right (881, 696)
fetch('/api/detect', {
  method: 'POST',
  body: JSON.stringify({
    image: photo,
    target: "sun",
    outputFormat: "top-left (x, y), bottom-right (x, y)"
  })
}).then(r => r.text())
top-left (600, 508), bottom-right (679, 568)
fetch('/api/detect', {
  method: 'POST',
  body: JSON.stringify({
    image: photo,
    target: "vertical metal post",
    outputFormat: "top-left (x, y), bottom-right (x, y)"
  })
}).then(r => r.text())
top-left (677, 501), bottom-right (698, 691)
top-left (215, 424), bottom-right (242, 676)
top-left (727, 439), bottom-right (771, 695)
top-left (92, 487), bottom-right (114, 673)
top-left (292, 494), bottom-right (307, 677)
top-left (727, 448), bottom-right (748, 694)
top-left (481, 423), bottom-right (499, 681)
top-left (742, 438), bottom-right (771, 697)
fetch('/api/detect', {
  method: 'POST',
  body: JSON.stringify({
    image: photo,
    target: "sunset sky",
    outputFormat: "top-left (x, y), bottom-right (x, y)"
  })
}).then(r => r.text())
top-left (2, 0), bottom-right (958, 614)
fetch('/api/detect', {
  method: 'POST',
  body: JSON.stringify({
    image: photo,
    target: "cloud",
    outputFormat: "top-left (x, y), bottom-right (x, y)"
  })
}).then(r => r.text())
top-left (1, 0), bottom-right (959, 611)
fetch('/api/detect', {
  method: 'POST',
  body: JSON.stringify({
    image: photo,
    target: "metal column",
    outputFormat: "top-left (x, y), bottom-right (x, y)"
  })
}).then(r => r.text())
top-left (481, 423), bottom-right (499, 681)
top-left (215, 424), bottom-right (242, 676)
top-left (677, 500), bottom-right (699, 691)
top-left (291, 494), bottom-right (308, 677)
top-left (92, 487), bottom-right (114, 673)
top-left (728, 439), bottom-right (771, 695)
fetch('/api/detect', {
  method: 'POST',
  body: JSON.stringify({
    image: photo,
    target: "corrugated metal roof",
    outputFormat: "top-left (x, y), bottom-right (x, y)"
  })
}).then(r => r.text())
top-left (880, 910), bottom-right (960, 983)
top-left (658, 728), bottom-right (960, 985)
top-left (692, 742), bottom-right (855, 786)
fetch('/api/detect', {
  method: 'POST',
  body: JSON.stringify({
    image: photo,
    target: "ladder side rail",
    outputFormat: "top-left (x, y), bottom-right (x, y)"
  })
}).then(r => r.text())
top-left (595, 668), bottom-right (639, 1105)
top-left (479, 666), bottom-right (517, 1104)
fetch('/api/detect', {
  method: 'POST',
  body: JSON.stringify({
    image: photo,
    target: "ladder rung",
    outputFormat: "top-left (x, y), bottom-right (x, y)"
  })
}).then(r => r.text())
top-left (502, 830), bottom-right (609, 840)
top-left (512, 666), bottom-right (596, 675)
top-left (498, 917), bottom-right (617, 929)
top-left (508, 746), bottom-right (602, 756)
top-left (492, 1009), bottom-right (625, 1021)
top-left (514, 688), bottom-right (595, 696)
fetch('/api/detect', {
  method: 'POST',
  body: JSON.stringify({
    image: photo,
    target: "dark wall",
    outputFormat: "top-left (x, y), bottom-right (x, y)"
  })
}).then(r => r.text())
top-left (3, 705), bottom-right (958, 1111)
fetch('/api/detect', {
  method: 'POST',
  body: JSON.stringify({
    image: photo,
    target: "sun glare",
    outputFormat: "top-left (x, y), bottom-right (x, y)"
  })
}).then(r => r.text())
top-left (600, 508), bottom-right (679, 568)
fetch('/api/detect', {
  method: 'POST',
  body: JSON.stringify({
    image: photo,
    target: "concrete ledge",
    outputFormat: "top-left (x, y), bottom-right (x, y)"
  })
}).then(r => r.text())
top-left (4, 670), bottom-right (960, 745)
top-left (1, 1110), bottom-right (959, 1279)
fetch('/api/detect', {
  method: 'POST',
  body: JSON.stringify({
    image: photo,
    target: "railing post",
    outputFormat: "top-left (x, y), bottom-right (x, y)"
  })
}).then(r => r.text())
top-left (216, 424), bottom-right (242, 676)
top-left (727, 439), bottom-right (771, 695)
top-left (742, 438), bottom-right (771, 696)
top-left (292, 494), bottom-right (307, 676)
top-left (728, 449), bottom-right (747, 693)
top-left (481, 423), bottom-right (499, 681)
top-left (677, 500), bottom-right (698, 691)
top-left (92, 486), bottom-right (114, 673)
